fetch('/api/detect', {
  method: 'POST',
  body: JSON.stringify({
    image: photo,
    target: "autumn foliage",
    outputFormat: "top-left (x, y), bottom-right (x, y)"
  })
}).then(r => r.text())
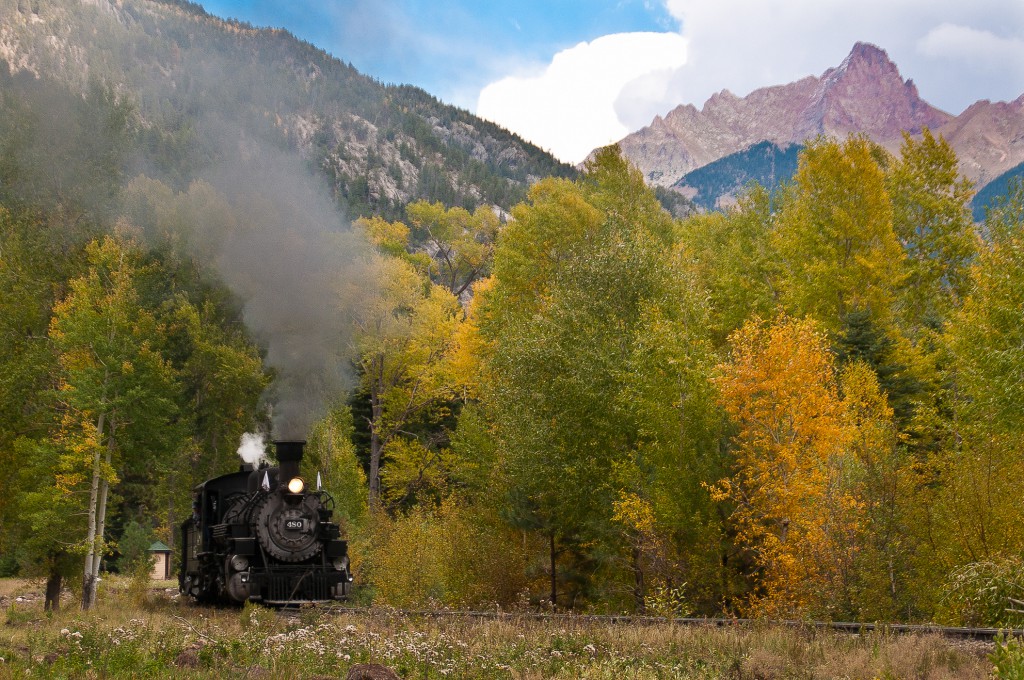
top-left (5, 123), bottom-right (1024, 626)
top-left (711, 316), bottom-right (860, 616)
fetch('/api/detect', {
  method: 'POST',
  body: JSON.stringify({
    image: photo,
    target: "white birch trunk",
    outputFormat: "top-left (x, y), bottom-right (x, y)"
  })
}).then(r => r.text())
top-left (87, 418), bottom-right (116, 608)
top-left (82, 411), bottom-right (105, 610)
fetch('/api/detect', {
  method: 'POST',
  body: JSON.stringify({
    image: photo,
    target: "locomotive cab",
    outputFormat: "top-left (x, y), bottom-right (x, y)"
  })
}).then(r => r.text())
top-left (180, 439), bottom-right (352, 605)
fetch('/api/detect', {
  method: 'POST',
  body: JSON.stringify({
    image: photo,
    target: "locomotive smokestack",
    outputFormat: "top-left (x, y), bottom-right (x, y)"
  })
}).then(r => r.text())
top-left (275, 440), bottom-right (305, 486)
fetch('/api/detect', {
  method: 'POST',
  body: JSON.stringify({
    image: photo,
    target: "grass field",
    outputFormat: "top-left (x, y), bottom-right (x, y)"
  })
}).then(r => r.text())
top-left (0, 577), bottom-right (1007, 678)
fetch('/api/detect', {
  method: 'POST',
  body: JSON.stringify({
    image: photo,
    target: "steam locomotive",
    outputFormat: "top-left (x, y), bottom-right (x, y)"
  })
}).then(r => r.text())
top-left (179, 440), bottom-right (353, 605)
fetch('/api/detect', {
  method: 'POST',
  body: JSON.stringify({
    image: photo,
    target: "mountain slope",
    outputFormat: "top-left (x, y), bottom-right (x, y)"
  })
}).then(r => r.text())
top-left (972, 161), bottom-right (1024, 221)
top-left (673, 141), bottom-right (801, 211)
top-left (620, 42), bottom-right (1024, 195)
top-left (0, 0), bottom-right (573, 219)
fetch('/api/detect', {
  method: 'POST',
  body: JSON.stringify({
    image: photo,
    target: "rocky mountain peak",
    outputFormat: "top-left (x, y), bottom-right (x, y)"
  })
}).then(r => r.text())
top-left (616, 42), bottom-right (1021, 191)
top-left (817, 42), bottom-right (902, 101)
top-left (809, 42), bottom-right (949, 139)
top-left (835, 42), bottom-right (896, 75)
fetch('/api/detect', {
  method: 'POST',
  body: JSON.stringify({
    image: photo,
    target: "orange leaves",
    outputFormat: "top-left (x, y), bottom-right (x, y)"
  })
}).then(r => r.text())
top-left (712, 315), bottom-right (865, 617)
top-left (717, 315), bottom-right (847, 460)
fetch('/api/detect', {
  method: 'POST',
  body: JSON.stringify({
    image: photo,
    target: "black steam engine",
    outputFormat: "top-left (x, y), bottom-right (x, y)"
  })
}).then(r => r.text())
top-left (179, 440), bottom-right (352, 605)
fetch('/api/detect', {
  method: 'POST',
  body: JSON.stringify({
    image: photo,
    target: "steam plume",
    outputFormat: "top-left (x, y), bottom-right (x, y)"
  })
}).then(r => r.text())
top-left (237, 432), bottom-right (267, 466)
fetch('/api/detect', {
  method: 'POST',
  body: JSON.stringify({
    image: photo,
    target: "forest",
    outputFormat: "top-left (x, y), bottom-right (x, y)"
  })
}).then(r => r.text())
top-left (1, 42), bottom-right (1023, 623)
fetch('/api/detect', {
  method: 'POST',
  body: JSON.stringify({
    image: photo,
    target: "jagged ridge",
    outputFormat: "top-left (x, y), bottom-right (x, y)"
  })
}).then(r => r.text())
top-left (619, 42), bottom-right (1024, 194)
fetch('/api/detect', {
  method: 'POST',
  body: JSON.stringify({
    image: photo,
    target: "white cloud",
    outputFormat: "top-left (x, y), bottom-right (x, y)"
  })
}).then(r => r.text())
top-left (476, 32), bottom-right (686, 164)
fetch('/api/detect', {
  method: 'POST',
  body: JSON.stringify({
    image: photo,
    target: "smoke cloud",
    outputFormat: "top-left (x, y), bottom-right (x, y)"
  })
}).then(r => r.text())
top-left (198, 135), bottom-right (376, 439)
top-left (90, 8), bottom-right (385, 441)
top-left (127, 117), bottom-right (377, 440)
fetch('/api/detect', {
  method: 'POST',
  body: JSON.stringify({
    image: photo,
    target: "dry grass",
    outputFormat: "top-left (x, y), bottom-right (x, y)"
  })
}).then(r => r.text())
top-left (0, 578), bottom-right (999, 678)
top-left (0, 577), bottom-right (39, 600)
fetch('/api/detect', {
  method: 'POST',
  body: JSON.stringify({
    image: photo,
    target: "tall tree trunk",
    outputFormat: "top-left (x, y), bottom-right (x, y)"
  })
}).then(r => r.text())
top-left (368, 372), bottom-right (384, 511)
top-left (45, 565), bottom-right (62, 612)
top-left (631, 547), bottom-right (646, 615)
top-left (166, 471), bottom-right (176, 554)
top-left (549, 531), bottom-right (557, 610)
top-left (91, 422), bottom-right (116, 601)
top-left (82, 411), bottom-right (106, 610)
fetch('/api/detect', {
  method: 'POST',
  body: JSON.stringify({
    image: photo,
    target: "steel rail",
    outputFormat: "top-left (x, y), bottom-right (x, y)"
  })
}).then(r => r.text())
top-left (293, 605), bottom-right (1022, 641)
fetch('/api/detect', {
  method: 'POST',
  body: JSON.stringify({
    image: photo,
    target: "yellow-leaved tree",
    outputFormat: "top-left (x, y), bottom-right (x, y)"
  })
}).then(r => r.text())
top-left (773, 136), bottom-right (905, 333)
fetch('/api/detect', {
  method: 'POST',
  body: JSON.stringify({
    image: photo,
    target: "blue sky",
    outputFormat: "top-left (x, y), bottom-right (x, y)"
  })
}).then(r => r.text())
top-left (198, 0), bottom-right (1024, 163)
top-left (199, 0), bottom-right (677, 104)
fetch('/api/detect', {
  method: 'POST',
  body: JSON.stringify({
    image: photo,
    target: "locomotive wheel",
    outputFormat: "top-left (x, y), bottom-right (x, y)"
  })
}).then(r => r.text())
top-left (254, 493), bottom-right (322, 562)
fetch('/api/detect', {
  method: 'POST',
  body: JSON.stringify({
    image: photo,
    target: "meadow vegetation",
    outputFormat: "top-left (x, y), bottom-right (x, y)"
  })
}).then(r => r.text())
top-left (0, 577), bottom-right (1005, 679)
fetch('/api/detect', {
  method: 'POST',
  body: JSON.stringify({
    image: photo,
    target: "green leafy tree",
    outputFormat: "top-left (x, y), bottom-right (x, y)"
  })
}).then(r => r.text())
top-left (46, 235), bottom-right (184, 609)
top-left (947, 178), bottom-right (1024, 434)
top-left (887, 129), bottom-right (976, 334)
top-left (350, 252), bottom-right (462, 511)
top-left (833, 309), bottom-right (929, 439)
top-left (931, 181), bottom-right (1024, 582)
top-left (774, 136), bottom-right (905, 332)
top-left (115, 519), bottom-right (156, 574)
top-left (476, 147), bottom-right (717, 610)
top-left (10, 437), bottom-right (82, 611)
top-left (405, 200), bottom-right (500, 299)
top-left (679, 184), bottom-right (781, 347)
top-left (0, 207), bottom-right (69, 551)
top-left (167, 298), bottom-right (268, 474)
top-left (306, 405), bottom-right (368, 531)
top-left (838, 361), bottom-right (923, 621)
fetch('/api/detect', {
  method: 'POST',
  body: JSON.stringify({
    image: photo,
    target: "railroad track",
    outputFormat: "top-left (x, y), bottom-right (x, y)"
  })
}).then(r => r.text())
top-left (281, 605), bottom-right (1023, 641)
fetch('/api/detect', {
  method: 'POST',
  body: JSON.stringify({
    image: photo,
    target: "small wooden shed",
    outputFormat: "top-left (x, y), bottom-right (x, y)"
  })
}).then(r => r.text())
top-left (148, 541), bottom-right (173, 580)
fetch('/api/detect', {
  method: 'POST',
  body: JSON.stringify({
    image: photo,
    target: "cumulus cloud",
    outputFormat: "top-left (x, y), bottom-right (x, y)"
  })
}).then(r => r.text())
top-left (475, 0), bottom-right (1024, 162)
top-left (476, 32), bottom-right (686, 164)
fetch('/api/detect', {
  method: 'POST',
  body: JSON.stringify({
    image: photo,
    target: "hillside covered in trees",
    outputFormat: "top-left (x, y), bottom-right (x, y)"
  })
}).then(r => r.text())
top-left (1, 0), bottom-right (1023, 625)
top-left (0, 0), bottom-right (574, 219)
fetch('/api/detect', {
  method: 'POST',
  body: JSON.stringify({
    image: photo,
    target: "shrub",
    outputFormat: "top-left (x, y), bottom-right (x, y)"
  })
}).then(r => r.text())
top-left (939, 556), bottom-right (1024, 627)
top-left (362, 499), bottom-right (532, 609)
top-left (992, 633), bottom-right (1024, 680)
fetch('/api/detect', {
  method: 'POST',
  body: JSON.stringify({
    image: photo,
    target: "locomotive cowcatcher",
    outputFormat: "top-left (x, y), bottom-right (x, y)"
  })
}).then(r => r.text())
top-left (179, 440), bottom-right (352, 605)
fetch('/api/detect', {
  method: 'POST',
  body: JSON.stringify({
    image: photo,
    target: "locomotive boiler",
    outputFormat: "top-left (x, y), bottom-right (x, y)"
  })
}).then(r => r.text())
top-left (179, 439), bottom-right (352, 605)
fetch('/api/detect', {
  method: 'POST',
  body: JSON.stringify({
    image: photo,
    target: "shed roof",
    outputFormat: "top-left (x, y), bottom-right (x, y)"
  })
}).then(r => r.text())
top-left (148, 541), bottom-right (171, 553)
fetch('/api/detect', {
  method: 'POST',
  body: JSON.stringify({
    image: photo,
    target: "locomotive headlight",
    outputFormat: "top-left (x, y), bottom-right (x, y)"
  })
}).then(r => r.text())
top-left (333, 556), bottom-right (350, 572)
top-left (230, 555), bottom-right (249, 572)
top-left (287, 477), bottom-right (305, 494)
